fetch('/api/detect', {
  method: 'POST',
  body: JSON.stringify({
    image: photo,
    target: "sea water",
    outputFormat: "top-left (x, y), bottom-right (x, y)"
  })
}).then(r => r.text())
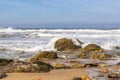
top-left (0, 24), bottom-right (120, 60)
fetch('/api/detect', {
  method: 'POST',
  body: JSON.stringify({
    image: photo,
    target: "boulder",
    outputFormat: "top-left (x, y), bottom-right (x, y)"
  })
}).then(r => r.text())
top-left (54, 38), bottom-right (82, 51)
top-left (30, 51), bottom-right (57, 62)
top-left (0, 58), bottom-right (13, 66)
top-left (83, 44), bottom-right (103, 52)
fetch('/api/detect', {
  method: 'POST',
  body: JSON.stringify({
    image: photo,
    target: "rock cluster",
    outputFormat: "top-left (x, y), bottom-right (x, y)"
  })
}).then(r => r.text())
top-left (0, 59), bottom-right (53, 73)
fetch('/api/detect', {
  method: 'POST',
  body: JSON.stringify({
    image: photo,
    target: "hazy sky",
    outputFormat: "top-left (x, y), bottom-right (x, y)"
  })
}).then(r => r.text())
top-left (0, 0), bottom-right (120, 24)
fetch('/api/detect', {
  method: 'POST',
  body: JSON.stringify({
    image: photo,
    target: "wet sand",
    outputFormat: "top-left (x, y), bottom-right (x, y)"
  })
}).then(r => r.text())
top-left (1, 69), bottom-right (88, 80)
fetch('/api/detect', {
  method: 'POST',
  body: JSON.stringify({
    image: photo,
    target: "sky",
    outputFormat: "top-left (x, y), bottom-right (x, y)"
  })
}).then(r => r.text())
top-left (0, 0), bottom-right (120, 24)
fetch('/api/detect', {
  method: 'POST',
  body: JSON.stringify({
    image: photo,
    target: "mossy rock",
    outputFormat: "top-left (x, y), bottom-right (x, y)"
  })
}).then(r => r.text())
top-left (83, 44), bottom-right (103, 52)
top-left (0, 58), bottom-right (13, 66)
top-left (54, 38), bottom-right (82, 51)
top-left (92, 53), bottom-right (99, 59)
top-left (30, 51), bottom-right (57, 62)
top-left (33, 61), bottom-right (53, 72)
top-left (6, 61), bottom-right (53, 73)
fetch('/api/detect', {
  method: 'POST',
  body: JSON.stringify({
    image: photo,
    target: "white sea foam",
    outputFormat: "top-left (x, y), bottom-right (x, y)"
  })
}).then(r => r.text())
top-left (0, 27), bottom-right (120, 54)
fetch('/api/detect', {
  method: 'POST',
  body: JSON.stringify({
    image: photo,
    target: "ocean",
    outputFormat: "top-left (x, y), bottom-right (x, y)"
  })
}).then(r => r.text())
top-left (0, 24), bottom-right (120, 60)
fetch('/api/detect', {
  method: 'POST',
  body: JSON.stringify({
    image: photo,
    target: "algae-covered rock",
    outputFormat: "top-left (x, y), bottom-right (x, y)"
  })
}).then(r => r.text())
top-left (30, 51), bottom-right (57, 62)
top-left (0, 58), bottom-right (13, 66)
top-left (5, 61), bottom-right (52, 73)
top-left (54, 38), bottom-right (82, 51)
top-left (83, 44), bottom-right (103, 52)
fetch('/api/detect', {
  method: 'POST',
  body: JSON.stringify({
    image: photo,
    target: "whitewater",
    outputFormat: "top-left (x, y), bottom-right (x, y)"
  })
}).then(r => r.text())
top-left (0, 27), bottom-right (120, 59)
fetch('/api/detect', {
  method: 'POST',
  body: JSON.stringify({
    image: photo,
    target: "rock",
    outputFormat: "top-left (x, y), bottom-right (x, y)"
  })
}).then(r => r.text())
top-left (76, 53), bottom-right (90, 59)
top-left (98, 63), bottom-right (108, 67)
top-left (0, 58), bottom-right (13, 66)
top-left (108, 72), bottom-right (120, 79)
top-left (84, 63), bottom-right (98, 68)
top-left (0, 72), bottom-right (7, 79)
top-left (54, 38), bottom-right (82, 51)
top-left (53, 63), bottom-right (67, 69)
top-left (81, 76), bottom-right (91, 80)
top-left (101, 68), bottom-right (109, 73)
top-left (69, 60), bottom-right (80, 64)
top-left (5, 61), bottom-right (52, 73)
top-left (72, 76), bottom-right (91, 80)
top-left (117, 62), bottom-right (120, 66)
top-left (72, 63), bottom-right (84, 68)
top-left (72, 77), bottom-right (82, 80)
top-left (99, 53), bottom-right (112, 60)
top-left (30, 51), bottom-right (57, 62)
top-left (83, 44), bottom-right (103, 52)
top-left (92, 53), bottom-right (99, 59)
top-left (33, 61), bottom-right (53, 72)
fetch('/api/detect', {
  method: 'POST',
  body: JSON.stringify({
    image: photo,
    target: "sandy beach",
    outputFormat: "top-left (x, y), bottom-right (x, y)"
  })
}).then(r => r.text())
top-left (1, 69), bottom-right (88, 80)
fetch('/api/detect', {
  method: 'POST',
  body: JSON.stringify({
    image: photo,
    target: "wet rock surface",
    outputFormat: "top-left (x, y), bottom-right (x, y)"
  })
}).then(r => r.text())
top-left (0, 58), bottom-right (13, 66)
top-left (0, 60), bottom-right (53, 73)
top-left (30, 51), bottom-right (58, 62)
top-left (83, 44), bottom-right (103, 52)
top-left (54, 38), bottom-right (82, 51)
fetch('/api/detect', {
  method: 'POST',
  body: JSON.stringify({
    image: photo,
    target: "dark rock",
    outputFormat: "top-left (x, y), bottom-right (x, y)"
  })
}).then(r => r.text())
top-left (30, 51), bottom-right (57, 62)
top-left (54, 38), bottom-right (82, 51)
top-left (83, 44), bottom-right (103, 52)
top-left (84, 63), bottom-right (98, 68)
top-left (0, 72), bottom-right (7, 79)
top-left (108, 72), bottom-right (120, 79)
top-left (0, 58), bottom-right (13, 66)
top-left (72, 77), bottom-right (82, 80)
top-left (117, 62), bottom-right (120, 66)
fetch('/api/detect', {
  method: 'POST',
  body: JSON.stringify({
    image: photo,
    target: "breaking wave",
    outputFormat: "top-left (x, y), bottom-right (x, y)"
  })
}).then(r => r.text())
top-left (0, 27), bottom-right (120, 53)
